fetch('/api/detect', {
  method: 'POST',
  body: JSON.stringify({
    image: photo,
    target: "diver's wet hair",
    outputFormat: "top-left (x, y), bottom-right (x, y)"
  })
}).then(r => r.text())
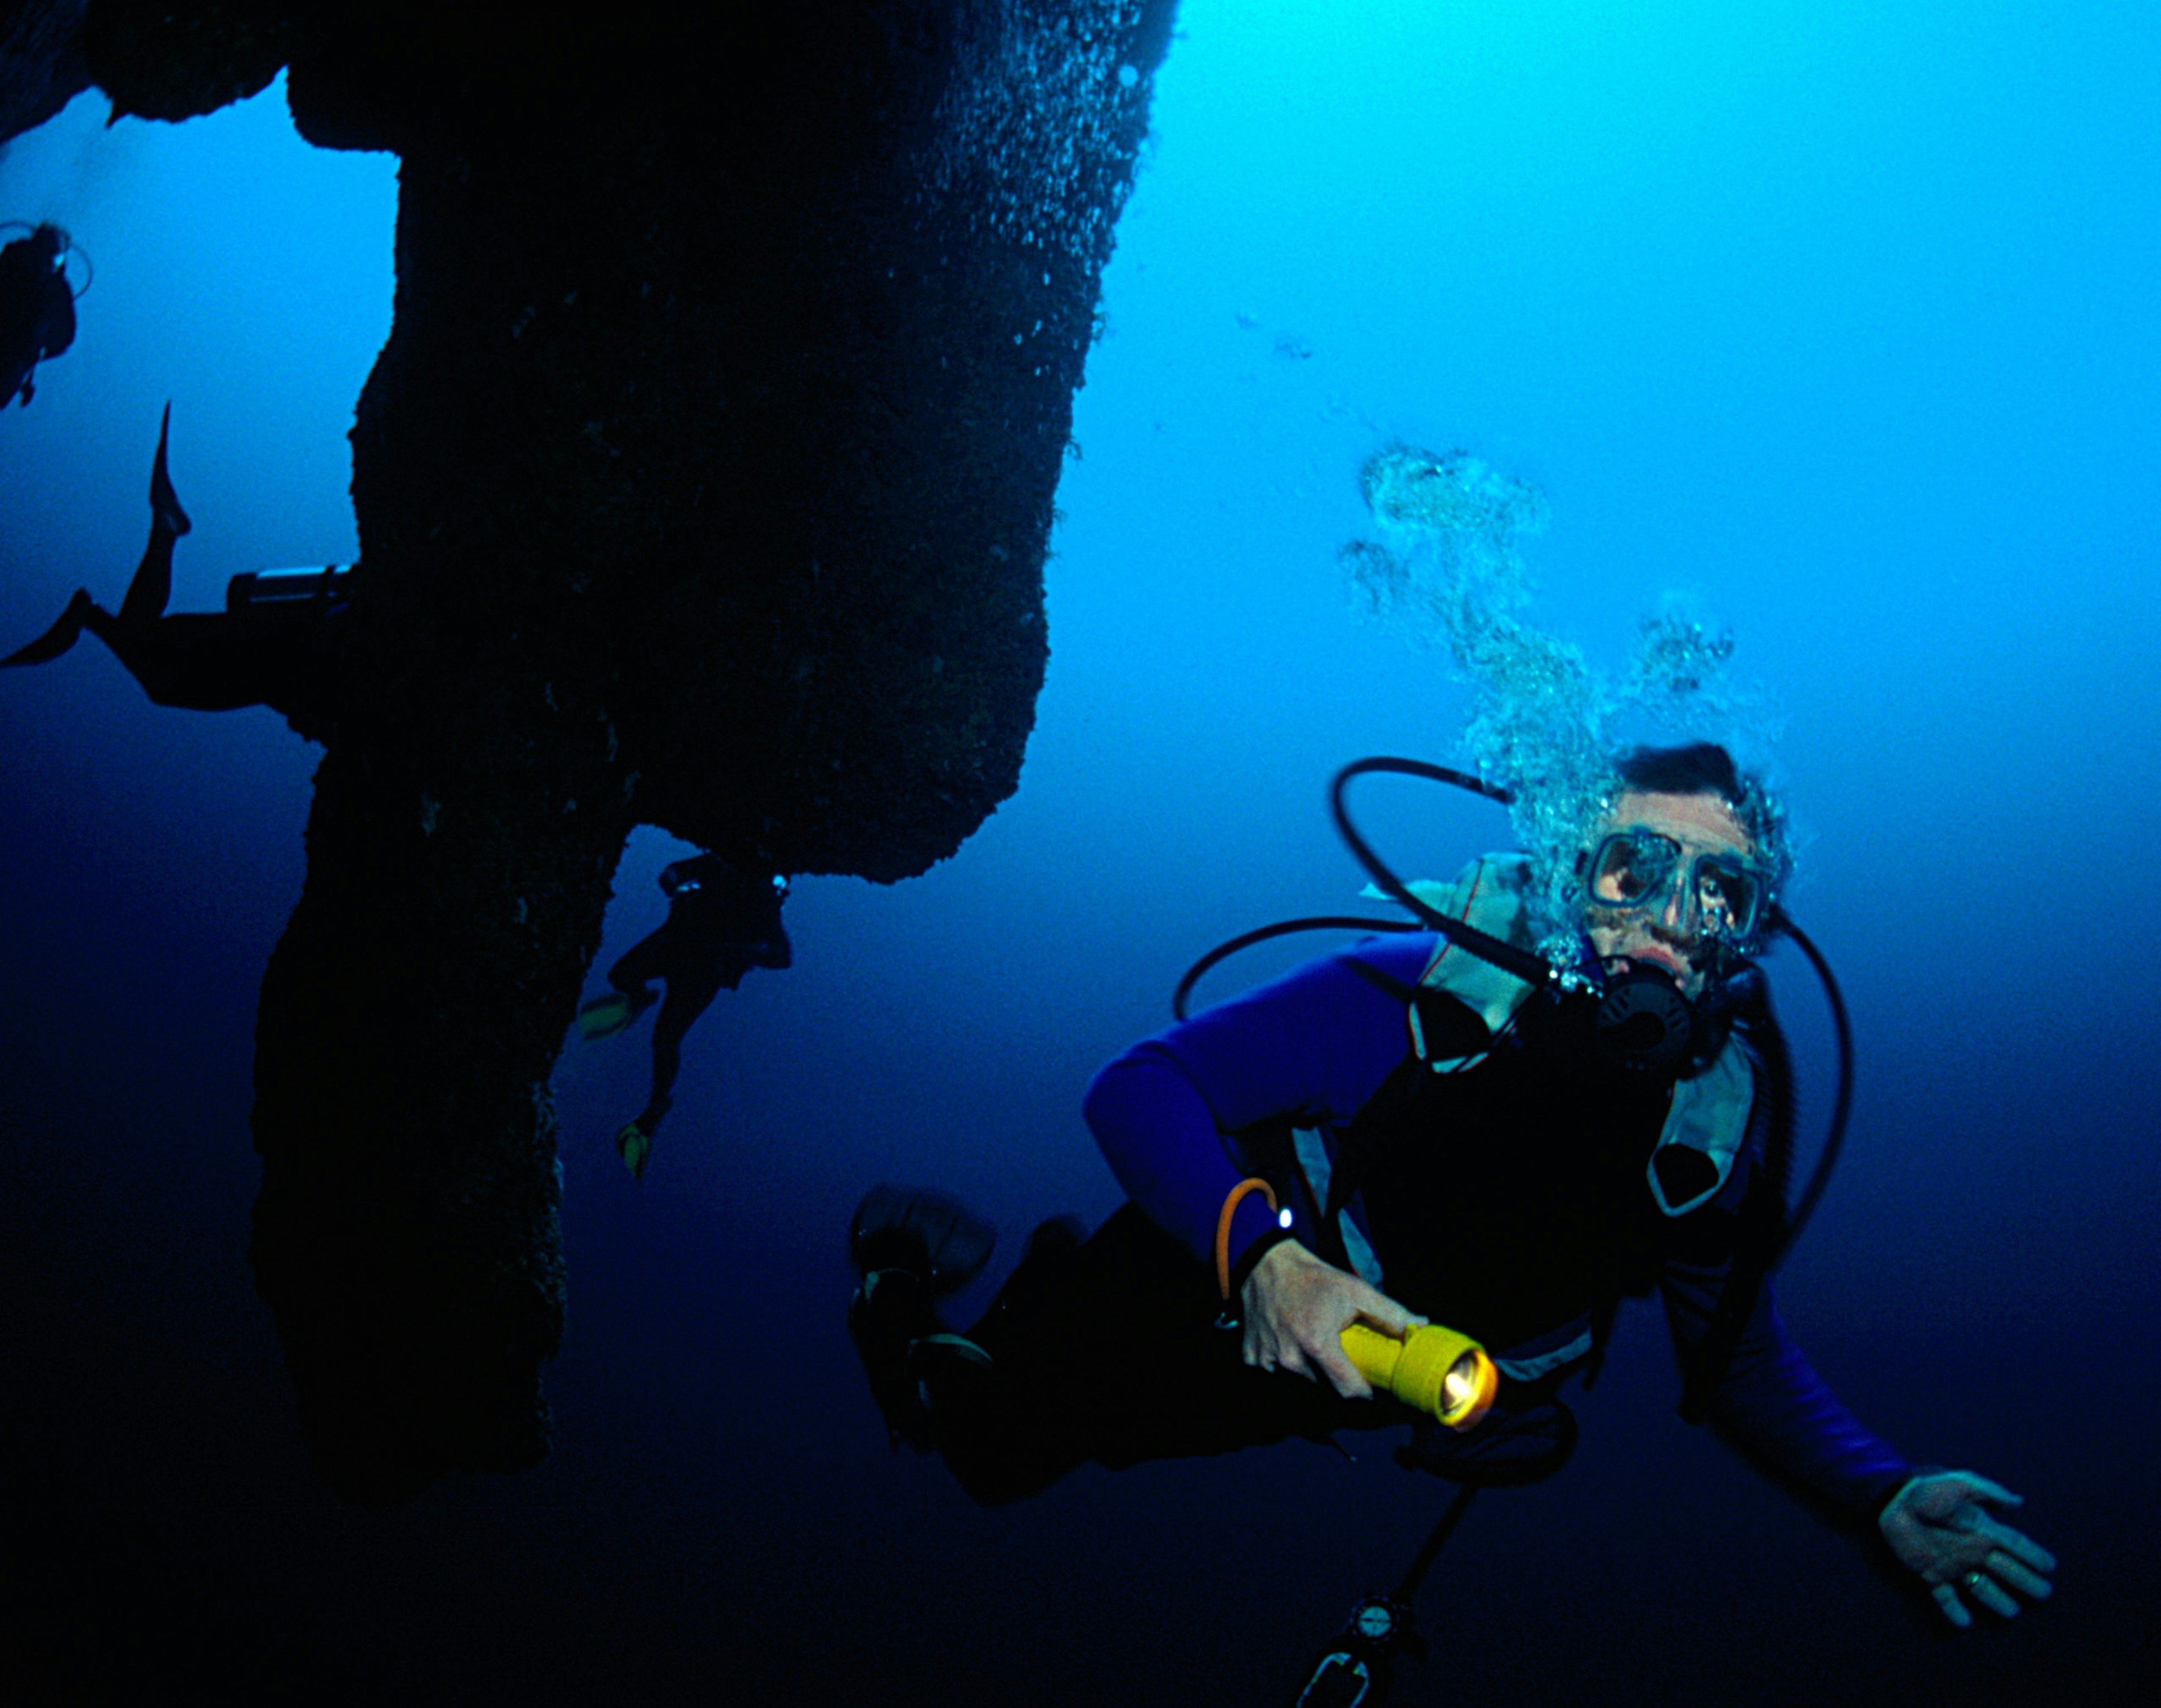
top-left (1613, 741), bottom-right (1747, 802)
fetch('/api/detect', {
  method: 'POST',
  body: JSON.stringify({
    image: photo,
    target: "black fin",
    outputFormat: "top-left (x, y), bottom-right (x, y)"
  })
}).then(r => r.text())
top-left (117, 405), bottom-right (187, 627)
top-left (849, 1185), bottom-right (997, 1295)
top-left (1, 589), bottom-right (98, 667)
top-left (149, 401), bottom-right (190, 538)
top-left (845, 1266), bottom-right (941, 1451)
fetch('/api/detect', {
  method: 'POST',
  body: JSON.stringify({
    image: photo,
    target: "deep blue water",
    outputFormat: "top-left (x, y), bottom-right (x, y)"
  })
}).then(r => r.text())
top-left (3, 4), bottom-right (2156, 1702)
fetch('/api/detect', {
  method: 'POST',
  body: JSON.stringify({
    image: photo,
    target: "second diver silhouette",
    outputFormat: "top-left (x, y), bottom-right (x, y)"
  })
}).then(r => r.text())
top-left (0, 222), bottom-right (78, 407)
top-left (1, 404), bottom-right (352, 730)
top-left (579, 855), bottom-right (793, 1178)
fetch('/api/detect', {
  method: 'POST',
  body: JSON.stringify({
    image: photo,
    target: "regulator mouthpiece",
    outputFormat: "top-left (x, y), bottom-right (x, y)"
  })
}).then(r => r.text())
top-left (1593, 965), bottom-right (1695, 1076)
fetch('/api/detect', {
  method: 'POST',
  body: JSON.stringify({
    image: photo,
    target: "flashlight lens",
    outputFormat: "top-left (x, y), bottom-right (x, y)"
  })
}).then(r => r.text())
top-left (1442, 1352), bottom-right (1479, 1410)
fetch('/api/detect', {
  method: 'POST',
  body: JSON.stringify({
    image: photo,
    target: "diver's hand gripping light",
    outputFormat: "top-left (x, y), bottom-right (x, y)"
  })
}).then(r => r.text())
top-left (1340, 1322), bottom-right (1499, 1431)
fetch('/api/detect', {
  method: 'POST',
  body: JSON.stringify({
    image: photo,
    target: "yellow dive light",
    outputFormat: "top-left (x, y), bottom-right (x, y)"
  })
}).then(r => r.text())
top-left (1340, 1321), bottom-right (1499, 1432)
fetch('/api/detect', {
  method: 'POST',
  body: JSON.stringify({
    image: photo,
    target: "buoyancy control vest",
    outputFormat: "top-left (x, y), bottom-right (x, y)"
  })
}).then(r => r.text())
top-left (1287, 854), bottom-right (1768, 1371)
top-left (1181, 757), bottom-right (1850, 1410)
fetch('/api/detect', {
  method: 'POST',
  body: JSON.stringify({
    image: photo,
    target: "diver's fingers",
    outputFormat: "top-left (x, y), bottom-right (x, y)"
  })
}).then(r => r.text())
top-left (1258, 1306), bottom-right (1368, 1396)
top-left (1246, 1312), bottom-right (1313, 1382)
top-left (1304, 1328), bottom-right (1374, 1401)
top-left (1972, 1512), bottom-right (2056, 1572)
top-left (1345, 1281), bottom-right (1427, 1339)
top-left (1980, 1548), bottom-right (2054, 1602)
top-left (1930, 1583), bottom-right (1974, 1629)
top-left (1902, 1469), bottom-right (2022, 1531)
top-left (1953, 1473), bottom-right (2023, 1509)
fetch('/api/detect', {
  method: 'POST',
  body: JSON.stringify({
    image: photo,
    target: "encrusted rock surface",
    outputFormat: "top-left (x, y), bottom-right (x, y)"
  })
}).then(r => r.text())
top-left (1, 1), bottom-right (90, 144)
top-left (51, 1), bottom-right (1176, 1501)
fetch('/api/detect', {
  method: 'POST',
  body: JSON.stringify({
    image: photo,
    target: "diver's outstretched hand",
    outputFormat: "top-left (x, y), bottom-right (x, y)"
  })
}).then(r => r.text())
top-left (1240, 1239), bottom-right (1425, 1400)
top-left (1878, 1470), bottom-right (2056, 1628)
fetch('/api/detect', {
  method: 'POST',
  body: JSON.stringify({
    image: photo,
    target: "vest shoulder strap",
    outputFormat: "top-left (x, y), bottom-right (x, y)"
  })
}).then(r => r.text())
top-left (1411, 853), bottom-right (1543, 1056)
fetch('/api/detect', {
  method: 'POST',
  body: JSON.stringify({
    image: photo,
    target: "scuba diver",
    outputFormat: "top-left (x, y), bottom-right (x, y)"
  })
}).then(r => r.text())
top-left (1, 404), bottom-right (352, 735)
top-left (0, 222), bottom-right (77, 407)
top-left (578, 853), bottom-right (792, 1180)
top-left (848, 742), bottom-right (2056, 1666)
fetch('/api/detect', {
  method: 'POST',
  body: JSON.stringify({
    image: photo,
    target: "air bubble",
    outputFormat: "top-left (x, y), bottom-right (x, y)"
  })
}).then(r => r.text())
top-left (1343, 446), bottom-right (1790, 954)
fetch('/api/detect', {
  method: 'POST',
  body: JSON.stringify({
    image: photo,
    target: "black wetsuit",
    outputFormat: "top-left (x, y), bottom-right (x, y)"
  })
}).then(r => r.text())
top-left (0, 406), bottom-right (351, 738)
top-left (1, 227), bottom-right (75, 407)
top-left (904, 935), bottom-right (1908, 1515)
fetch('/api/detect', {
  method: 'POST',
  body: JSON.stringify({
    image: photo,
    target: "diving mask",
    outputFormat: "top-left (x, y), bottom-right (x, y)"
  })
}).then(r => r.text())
top-left (1585, 828), bottom-right (1767, 944)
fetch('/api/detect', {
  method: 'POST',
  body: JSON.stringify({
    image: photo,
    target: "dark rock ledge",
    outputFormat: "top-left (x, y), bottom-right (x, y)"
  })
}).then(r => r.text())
top-left (26, 0), bottom-right (1175, 1501)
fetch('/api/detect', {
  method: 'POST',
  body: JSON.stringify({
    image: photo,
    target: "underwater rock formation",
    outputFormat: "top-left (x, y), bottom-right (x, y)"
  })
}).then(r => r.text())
top-left (62, 1), bottom-right (1176, 1502)
top-left (0, 3), bottom-right (87, 145)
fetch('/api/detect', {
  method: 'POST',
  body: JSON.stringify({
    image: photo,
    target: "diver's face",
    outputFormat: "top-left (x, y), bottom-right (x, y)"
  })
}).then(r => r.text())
top-left (1583, 790), bottom-right (1755, 1001)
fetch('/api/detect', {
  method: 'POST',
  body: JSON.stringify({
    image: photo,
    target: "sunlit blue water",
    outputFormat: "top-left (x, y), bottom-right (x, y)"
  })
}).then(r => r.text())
top-left (3, 4), bottom-right (2155, 1701)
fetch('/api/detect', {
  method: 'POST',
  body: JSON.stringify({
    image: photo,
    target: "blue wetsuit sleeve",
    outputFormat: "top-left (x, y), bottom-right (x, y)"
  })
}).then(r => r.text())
top-left (1083, 936), bottom-right (1428, 1274)
top-left (1662, 1262), bottom-right (1913, 1517)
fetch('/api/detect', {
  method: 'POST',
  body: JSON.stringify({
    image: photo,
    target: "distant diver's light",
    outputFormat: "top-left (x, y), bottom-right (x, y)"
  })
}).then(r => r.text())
top-left (226, 566), bottom-right (353, 612)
